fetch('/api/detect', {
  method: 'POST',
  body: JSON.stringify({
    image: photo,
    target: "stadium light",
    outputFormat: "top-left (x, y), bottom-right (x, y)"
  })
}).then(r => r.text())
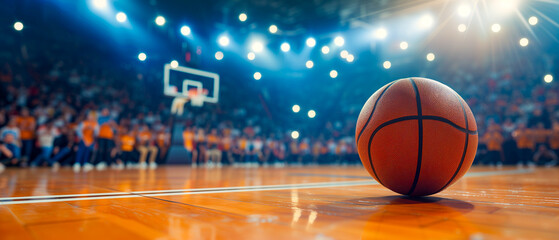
top-left (291, 131), bottom-right (300, 139)
top-left (215, 51), bottom-right (224, 60)
top-left (251, 41), bottom-right (264, 53)
top-left (170, 60), bottom-right (179, 68)
top-left (138, 52), bottom-right (147, 61)
top-left (496, 0), bottom-right (519, 14)
top-left (346, 54), bottom-right (354, 63)
top-left (334, 36), bottom-right (344, 47)
top-left (306, 38), bottom-right (316, 47)
top-left (529, 16), bottom-right (538, 25)
top-left (254, 72), bottom-right (262, 80)
top-left (292, 105), bottom-right (301, 113)
top-left (519, 38), bottom-right (529, 47)
top-left (155, 16), bottom-right (166, 26)
top-left (281, 42), bottom-right (290, 52)
top-left (269, 25), bottom-right (278, 34)
top-left (116, 12), bottom-right (127, 23)
top-left (544, 74), bottom-right (553, 83)
top-left (321, 46), bottom-right (330, 54)
top-left (308, 110), bottom-right (316, 118)
top-left (400, 41), bottom-right (408, 50)
top-left (218, 35), bottom-right (230, 47)
top-left (92, 0), bottom-right (107, 9)
top-left (491, 24), bottom-right (501, 33)
top-left (247, 52), bottom-right (255, 60)
top-left (305, 60), bottom-right (314, 69)
top-left (239, 13), bottom-right (247, 22)
top-left (340, 50), bottom-right (349, 59)
top-left (180, 26), bottom-right (191, 36)
top-left (330, 70), bottom-right (338, 78)
top-left (13, 22), bottom-right (23, 31)
top-left (374, 28), bottom-right (387, 39)
top-left (383, 61), bottom-right (391, 69)
top-left (418, 14), bottom-right (434, 29)
top-left (457, 4), bottom-right (471, 17)
top-left (458, 24), bottom-right (467, 32)
top-left (426, 53), bottom-right (435, 62)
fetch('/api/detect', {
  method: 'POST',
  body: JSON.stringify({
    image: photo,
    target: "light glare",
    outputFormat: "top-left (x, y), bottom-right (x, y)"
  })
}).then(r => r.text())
top-left (491, 24), bottom-right (501, 33)
top-left (116, 12), bottom-right (127, 23)
top-left (138, 53), bottom-right (147, 61)
top-left (529, 16), bottom-right (538, 25)
top-left (269, 25), bottom-right (278, 34)
top-left (458, 24), bottom-right (467, 32)
top-left (374, 28), bottom-right (387, 39)
top-left (457, 4), bottom-right (471, 17)
top-left (239, 13), bottom-right (247, 22)
top-left (254, 72), bottom-right (262, 80)
top-left (334, 36), bottom-right (344, 46)
top-left (426, 53), bottom-right (435, 61)
top-left (519, 38), bottom-right (529, 47)
top-left (281, 42), bottom-right (290, 52)
top-left (340, 50), bottom-right (349, 59)
top-left (180, 26), bottom-right (191, 36)
top-left (346, 54), bottom-right (354, 63)
top-left (170, 60), bottom-right (179, 68)
top-left (155, 16), bottom-right (166, 26)
top-left (321, 46), bottom-right (330, 54)
top-left (14, 22), bottom-right (23, 31)
top-left (306, 60), bottom-right (314, 69)
top-left (218, 36), bottom-right (230, 47)
top-left (383, 61), bottom-right (391, 69)
top-left (291, 131), bottom-right (300, 139)
top-left (92, 0), bottom-right (107, 9)
top-left (247, 52), bottom-right (255, 60)
top-left (544, 74), bottom-right (553, 83)
top-left (251, 41), bottom-right (264, 53)
top-left (215, 51), bottom-right (224, 60)
top-left (330, 70), bottom-right (338, 78)
top-left (306, 38), bottom-right (316, 47)
top-left (400, 41), bottom-right (408, 50)
top-left (308, 110), bottom-right (316, 118)
top-left (292, 105), bottom-right (301, 113)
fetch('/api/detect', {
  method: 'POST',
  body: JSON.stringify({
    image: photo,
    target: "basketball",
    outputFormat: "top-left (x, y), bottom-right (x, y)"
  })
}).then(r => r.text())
top-left (356, 77), bottom-right (478, 196)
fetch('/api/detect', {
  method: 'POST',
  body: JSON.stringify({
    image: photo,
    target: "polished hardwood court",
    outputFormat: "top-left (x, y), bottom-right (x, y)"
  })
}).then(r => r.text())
top-left (1, 166), bottom-right (558, 239)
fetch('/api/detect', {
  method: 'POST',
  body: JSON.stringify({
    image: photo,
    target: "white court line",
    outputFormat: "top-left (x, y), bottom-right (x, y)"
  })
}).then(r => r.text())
top-left (0, 180), bottom-right (373, 201)
top-left (0, 168), bottom-right (533, 205)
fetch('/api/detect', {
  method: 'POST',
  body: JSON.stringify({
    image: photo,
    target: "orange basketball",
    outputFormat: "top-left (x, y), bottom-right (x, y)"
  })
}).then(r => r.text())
top-left (355, 77), bottom-right (478, 196)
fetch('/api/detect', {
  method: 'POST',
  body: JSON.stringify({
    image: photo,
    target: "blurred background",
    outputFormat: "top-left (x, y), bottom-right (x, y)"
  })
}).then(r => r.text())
top-left (1, 0), bottom-right (559, 170)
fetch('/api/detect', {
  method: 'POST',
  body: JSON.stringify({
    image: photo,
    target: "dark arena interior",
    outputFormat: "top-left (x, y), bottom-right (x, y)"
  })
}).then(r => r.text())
top-left (1, 0), bottom-right (559, 239)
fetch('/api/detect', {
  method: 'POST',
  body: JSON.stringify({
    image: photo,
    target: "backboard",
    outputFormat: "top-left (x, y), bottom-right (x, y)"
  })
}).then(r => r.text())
top-left (163, 63), bottom-right (220, 104)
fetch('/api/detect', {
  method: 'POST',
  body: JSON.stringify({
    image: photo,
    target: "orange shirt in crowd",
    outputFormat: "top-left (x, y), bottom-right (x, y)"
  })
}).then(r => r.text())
top-left (183, 130), bottom-right (194, 151)
top-left (289, 141), bottom-right (299, 154)
top-left (156, 132), bottom-right (168, 148)
top-left (549, 130), bottom-right (559, 149)
top-left (222, 136), bottom-right (232, 151)
top-left (513, 129), bottom-right (535, 149)
top-left (483, 131), bottom-right (504, 151)
top-left (138, 130), bottom-right (152, 145)
top-left (299, 141), bottom-right (309, 153)
top-left (98, 123), bottom-right (114, 139)
top-left (207, 134), bottom-right (219, 146)
top-left (239, 137), bottom-right (247, 150)
top-left (312, 142), bottom-right (322, 156)
top-left (16, 116), bottom-right (36, 140)
top-left (81, 120), bottom-right (98, 146)
top-left (120, 134), bottom-right (135, 152)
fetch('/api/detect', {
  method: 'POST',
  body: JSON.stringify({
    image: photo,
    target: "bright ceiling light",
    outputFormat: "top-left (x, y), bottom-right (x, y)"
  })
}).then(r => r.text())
top-left (340, 50), bottom-right (349, 59)
top-left (400, 41), bottom-right (408, 50)
top-left (138, 52), bottom-right (147, 61)
top-left (92, 0), bottom-right (107, 9)
top-left (292, 105), bottom-right (301, 113)
top-left (346, 54), bottom-right (354, 63)
top-left (374, 28), bottom-right (387, 39)
top-left (291, 131), bottom-right (300, 139)
top-left (519, 38), bottom-right (529, 47)
top-left (544, 74), bottom-right (553, 83)
top-left (180, 26), bottom-right (191, 36)
top-left (13, 22), bottom-right (23, 31)
top-left (334, 36), bottom-right (344, 46)
top-left (219, 35), bottom-right (230, 47)
top-left (155, 16), bottom-right (166, 26)
top-left (457, 4), bottom-right (471, 17)
top-left (529, 16), bottom-right (538, 25)
top-left (426, 53), bottom-right (435, 62)
top-left (417, 14), bottom-right (434, 29)
top-left (247, 52), bottom-right (255, 60)
top-left (239, 13), bottom-right (247, 22)
top-left (306, 38), bottom-right (316, 47)
top-left (281, 42), bottom-right (290, 52)
top-left (269, 25), bottom-right (278, 34)
top-left (170, 60), bottom-right (179, 68)
top-left (321, 46), bottom-right (330, 54)
top-left (215, 51), bottom-right (224, 60)
top-left (251, 41), bottom-right (264, 53)
top-left (306, 60), bottom-right (314, 69)
top-left (383, 61), bottom-right (391, 69)
top-left (330, 70), bottom-right (338, 78)
top-left (254, 72), bottom-right (262, 80)
top-left (116, 12), bottom-right (127, 23)
top-left (307, 110), bottom-right (316, 118)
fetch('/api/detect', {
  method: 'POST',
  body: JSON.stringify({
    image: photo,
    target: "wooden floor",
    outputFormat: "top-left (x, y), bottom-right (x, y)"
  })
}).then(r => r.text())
top-left (1, 166), bottom-right (558, 239)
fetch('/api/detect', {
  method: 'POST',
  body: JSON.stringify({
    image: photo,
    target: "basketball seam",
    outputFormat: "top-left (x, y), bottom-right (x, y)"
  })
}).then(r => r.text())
top-left (406, 78), bottom-right (423, 196)
top-left (356, 81), bottom-right (395, 144)
top-left (435, 94), bottom-right (470, 193)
